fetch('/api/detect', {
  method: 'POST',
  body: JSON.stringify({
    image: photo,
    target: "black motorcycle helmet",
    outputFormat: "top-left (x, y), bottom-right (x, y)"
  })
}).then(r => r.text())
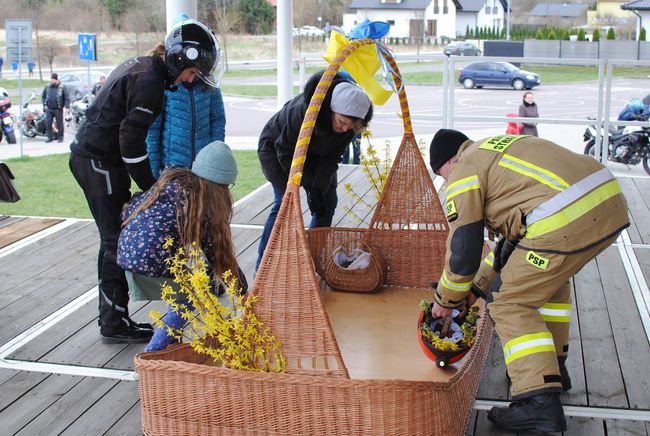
top-left (164, 16), bottom-right (220, 87)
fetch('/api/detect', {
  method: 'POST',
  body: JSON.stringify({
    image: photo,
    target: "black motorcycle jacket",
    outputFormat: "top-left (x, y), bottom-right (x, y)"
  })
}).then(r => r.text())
top-left (70, 55), bottom-right (170, 191)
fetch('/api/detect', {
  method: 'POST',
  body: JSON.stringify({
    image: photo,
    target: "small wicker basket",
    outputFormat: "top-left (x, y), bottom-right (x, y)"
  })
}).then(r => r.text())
top-left (324, 239), bottom-right (386, 293)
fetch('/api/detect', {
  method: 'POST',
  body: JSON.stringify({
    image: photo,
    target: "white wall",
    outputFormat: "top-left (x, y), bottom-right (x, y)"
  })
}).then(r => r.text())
top-left (456, 12), bottom-right (477, 37)
top-left (476, 0), bottom-right (503, 31)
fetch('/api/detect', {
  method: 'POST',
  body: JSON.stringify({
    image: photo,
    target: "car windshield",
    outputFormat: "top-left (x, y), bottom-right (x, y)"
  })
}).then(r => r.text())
top-left (498, 62), bottom-right (519, 72)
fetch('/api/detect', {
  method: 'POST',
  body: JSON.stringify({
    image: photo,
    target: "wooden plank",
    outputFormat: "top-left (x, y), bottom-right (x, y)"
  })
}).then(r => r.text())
top-left (8, 300), bottom-right (98, 361)
top-left (472, 410), bottom-right (504, 436)
top-left (0, 373), bottom-right (82, 435)
top-left (14, 376), bottom-right (119, 436)
top-left (104, 403), bottom-right (143, 436)
top-left (0, 255), bottom-right (97, 344)
top-left (464, 410), bottom-right (477, 436)
top-left (232, 183), bottom-right (273, 225)
top-left (37, 302), bottom-right (151, 368)
top-left (0, 221), bottom-right (97, 294)
top-left (605, 419), bottom-right (648, 436)
top-left (634, 248), bottom-right (650, 288)
top-left (0, 217), bottom-right (62, 249)
top-left (618, 177), bottom-right (650, 245)
top-left (563, 416), bottom-right (605, 435)
top-left (573, 257), bottom-right (628, 408)
top-left (563, 279), bottom-right (588, 406)
top-left (477, 333), bottom-right (510, 400)
top-left (0, 215), bottom-right (25, 229)
top-left (0, 370), bottom-right (49, 411)
top-left (598, 247), bottom-right (650, 409)
top-left (59, 380), bottom-right (139, 436)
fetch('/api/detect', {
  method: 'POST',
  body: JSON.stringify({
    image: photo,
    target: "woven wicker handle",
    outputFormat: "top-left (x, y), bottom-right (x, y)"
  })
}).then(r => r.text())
top-left (287, 39), bottom-right (411, 187)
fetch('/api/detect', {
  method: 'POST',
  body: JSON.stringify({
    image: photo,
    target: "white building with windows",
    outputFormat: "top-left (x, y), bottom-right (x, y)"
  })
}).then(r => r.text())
top-left (344, 0), bottom-right (507, 40)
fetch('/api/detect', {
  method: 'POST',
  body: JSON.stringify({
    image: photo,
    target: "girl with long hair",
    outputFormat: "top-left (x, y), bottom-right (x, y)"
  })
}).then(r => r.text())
top-left (118, 140), bottom-right (244, 351)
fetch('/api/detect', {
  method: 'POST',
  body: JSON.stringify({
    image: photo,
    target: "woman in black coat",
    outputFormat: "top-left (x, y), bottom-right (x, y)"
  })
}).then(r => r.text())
top-left (256, 70), bottom-right (373, 269)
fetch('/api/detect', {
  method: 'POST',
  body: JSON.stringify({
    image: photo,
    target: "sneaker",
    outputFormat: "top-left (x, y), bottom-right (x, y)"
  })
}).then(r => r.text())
top-left (100, 325), bottom-right (154, 344)
top-left (487, 393), bottom-right (566, 433)
top-left (57, 138), bottom-right (63, 142)
top-left (45, 139), bottom-right (53, 143)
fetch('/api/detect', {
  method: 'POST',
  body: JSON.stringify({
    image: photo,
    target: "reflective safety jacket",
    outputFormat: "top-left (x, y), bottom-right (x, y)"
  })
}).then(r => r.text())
top-left (435, 135), bottom-right (629, 308)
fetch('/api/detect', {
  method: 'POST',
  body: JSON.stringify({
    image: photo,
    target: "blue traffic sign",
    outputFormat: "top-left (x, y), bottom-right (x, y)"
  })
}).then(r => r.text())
top-left (78, 33), bottom-right (97, 61)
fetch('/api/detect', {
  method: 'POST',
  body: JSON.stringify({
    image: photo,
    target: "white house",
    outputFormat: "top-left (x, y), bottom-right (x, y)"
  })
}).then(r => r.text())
top-left (622, 0), bottom-right (650, 40)
top-left (344, 0), bottom-right (507, 40)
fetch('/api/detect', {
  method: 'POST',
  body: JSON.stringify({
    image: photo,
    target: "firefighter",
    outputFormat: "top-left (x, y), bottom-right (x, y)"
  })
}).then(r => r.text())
top-left (429, 129), bottom-right (629, 433)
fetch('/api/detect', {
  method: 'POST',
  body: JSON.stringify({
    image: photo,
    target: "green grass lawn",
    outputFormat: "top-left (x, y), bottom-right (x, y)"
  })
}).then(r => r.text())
top-left (0, 151), bottom-right (266, 219)
top-left (0, 78), bottom-right (47, 89)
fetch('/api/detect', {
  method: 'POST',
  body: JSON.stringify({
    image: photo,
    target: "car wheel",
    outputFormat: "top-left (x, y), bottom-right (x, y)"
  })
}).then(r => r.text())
top-left (460, 51), bottom-right (466, 56)
top-left (512, 79), bottom-right (525, 90)
top-left (476, 50), bottom-right (482, 56)
top-left (462, 77), bottom-right (475, 89)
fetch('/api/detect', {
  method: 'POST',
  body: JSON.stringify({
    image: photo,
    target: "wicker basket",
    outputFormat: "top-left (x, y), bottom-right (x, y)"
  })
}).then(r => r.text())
top-left (324, 239), bottom-right (386, 293)
top-left (136, 39), bottom-right (490, 436)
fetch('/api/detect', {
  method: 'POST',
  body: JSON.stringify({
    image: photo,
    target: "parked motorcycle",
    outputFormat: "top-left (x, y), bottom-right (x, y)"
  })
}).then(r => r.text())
top-left (67, 95), bottom-right (88, 130)
top-left (0, 87), bottom-right (17, 144)
top-left (21, 92), bottom-right (58, 139)
top-left (583, 115), bottom-right (650, 174)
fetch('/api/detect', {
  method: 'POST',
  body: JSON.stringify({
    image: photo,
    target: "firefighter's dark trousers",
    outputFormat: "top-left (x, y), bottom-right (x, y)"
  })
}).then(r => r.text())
top-left (488, 234), bottom-right (618, 399)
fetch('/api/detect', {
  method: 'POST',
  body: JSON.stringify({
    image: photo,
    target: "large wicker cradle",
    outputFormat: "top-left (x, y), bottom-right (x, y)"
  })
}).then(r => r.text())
top-left (135, 40), bottom-right (494, 435)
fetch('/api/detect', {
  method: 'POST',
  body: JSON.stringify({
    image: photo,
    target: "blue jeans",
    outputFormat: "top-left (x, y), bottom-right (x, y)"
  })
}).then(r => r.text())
top-left (256, 181), bottom-right (337, 270)
top-left (343, 134), bottom-right (361, 165)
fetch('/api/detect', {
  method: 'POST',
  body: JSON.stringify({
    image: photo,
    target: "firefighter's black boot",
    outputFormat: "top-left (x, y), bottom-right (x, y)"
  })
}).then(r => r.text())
top-left (99, 288), bottom-right (153, 344)
top-left (558, 356), bottom-right (572, 393)
top-left (487, 392), bottom-right (566, 433)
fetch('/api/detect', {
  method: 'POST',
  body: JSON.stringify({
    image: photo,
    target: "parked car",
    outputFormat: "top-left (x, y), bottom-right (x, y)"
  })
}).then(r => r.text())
top-left (296, 25), bottom-right (325, 37)
top-left (443, 42), bottom-right (481, 56)
top-left (458, 61), bottom-right (541, 90)
top-left (59, 71), bottom-right (105, 100)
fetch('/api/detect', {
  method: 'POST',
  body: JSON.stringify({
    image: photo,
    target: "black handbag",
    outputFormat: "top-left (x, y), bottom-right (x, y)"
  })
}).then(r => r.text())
top-left (0, 163), bottom-right (20, 203)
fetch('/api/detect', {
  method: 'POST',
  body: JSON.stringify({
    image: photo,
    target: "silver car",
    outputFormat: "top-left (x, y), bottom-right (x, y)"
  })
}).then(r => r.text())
top-left (59, 71), bottom-right (105, 100)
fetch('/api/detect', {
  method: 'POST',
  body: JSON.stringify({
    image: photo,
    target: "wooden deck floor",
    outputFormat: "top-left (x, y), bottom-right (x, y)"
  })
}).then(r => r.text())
top-left (1, 167), bottom-right (650, 435)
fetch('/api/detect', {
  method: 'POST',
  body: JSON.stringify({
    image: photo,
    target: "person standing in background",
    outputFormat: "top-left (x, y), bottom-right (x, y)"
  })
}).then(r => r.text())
top-left (518, 91), bottom-right (539, 137)
top-left (42, 73), bottom-right (69, 143)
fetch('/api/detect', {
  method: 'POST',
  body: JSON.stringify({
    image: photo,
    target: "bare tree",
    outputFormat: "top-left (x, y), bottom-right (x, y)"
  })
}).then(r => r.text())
top-left (39, 35), bottom-right (63, 74)
top-left (212, 0), bottom-right (242, 72)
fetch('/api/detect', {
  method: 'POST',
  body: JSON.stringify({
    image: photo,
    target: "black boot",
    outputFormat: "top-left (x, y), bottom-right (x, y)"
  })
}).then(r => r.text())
top-left (99, 288), bottom-right (153, 344)
top-left (487, 392), bottom-right (566, 433)
top-left (558, 356), bottom-right (572, 393)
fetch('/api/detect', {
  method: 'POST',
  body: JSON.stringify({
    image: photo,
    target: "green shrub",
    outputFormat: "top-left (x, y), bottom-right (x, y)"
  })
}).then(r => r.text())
top-left (607, 27), bottom-right (616, 40)
top-left (641, 27), bottom-right (647, 41)
top-left (578, 29), bottom-right (586, 41)
top-left (592, 29), bottom-right (600, 41)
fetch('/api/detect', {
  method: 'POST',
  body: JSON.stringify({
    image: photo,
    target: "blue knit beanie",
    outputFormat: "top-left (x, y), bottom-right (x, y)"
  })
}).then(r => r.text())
top-left (191, 140), bottom-right (238, 185)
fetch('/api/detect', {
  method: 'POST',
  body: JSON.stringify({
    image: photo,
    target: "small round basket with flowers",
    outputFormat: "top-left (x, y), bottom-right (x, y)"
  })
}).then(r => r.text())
top-left (417, 301), bottom-right (480, 368)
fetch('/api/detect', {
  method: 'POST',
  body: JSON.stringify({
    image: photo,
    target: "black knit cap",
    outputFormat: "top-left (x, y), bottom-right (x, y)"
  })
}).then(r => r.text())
top-left (429, 129), bottom-right (469, 172)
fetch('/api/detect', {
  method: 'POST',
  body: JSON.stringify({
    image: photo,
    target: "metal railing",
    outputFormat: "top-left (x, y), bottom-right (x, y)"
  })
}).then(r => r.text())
top-left (299, 51), bottom-right (650, 167)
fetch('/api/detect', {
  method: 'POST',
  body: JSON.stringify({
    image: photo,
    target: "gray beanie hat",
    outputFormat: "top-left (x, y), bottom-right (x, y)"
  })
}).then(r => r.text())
top-left (191, 140), bottom-right (238, 185)
top-left (331, 82), bottom-right (371, 119)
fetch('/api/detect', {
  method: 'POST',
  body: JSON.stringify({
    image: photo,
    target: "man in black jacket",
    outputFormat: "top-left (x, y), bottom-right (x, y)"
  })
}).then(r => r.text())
top-left (42, 73), bottom-right (69, 143)
top-left (69, 17), bottom-right (220, 343)
top-left (256, 71), bottom-right (373, 270)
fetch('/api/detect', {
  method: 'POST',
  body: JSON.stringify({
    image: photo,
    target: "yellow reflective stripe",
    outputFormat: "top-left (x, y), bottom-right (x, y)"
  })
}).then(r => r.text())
top-left (440, 270), bottom-right (472, 293)
top-left (526, 180), bottom-right (622, 238)
top-left (484, 252), bottom-right (494, 267)
top-left (503, 332), bottom-right (555, 364)
top-left (291, 156), bottom-right (306, 168)
top-left (538, 302), bottom-right (572, 323)
top-left (289, 172), bottom-right (302, 186)
top-left (446, 175), bottom-right (480, 201)
top-left (499, 154), bottom-right (570, 192)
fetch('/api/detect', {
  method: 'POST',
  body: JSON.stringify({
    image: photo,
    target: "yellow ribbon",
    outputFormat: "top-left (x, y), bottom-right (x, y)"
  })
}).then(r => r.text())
top-left (289, 172), bottom-right (303, 186)
top-left (322, 31), bottom-right (393, 106)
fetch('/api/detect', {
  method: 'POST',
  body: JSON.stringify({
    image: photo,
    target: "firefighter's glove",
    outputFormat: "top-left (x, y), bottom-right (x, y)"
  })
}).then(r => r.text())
top-left (306, 188), bottom-right (327, 216)
top-left (470, 283), bottom-right (487, 300)
top-left (492, 237), bottom-right (518, 273)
